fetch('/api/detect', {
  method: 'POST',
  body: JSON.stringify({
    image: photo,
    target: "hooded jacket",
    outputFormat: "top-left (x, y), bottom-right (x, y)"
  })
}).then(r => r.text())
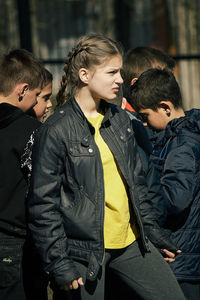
top-left (150, 109), bottom-right (200, 282)
top-left (0, 103), bottom-right (40, 237)
top-left (28, 99), bottom-right (178, 287)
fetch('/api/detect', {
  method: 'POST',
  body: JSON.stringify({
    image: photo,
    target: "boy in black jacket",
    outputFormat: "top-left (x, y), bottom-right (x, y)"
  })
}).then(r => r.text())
top-left (130, 68), bottom-right (200, 300)
top-left (0, 49), bottom-right (46, 300)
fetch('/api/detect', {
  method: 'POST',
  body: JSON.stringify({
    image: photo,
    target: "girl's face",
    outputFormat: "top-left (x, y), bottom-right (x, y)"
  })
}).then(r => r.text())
top-left (86, 55), bottom-right (123, 101)
top-left (33, 82), bottom-right (52, 121)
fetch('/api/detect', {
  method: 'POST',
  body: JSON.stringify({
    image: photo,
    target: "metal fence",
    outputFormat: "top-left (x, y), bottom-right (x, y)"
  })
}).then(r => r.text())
top-left (0, 0), bottom-right (200, 109)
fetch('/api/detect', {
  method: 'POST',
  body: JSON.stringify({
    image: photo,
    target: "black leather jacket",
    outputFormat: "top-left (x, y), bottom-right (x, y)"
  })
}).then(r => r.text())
top-left (28, 99), bottom-right (177, 286)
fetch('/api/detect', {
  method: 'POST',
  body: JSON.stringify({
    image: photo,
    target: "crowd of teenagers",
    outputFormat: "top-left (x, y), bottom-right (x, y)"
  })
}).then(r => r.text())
top-left (0, 33), bottom-right (199, 300)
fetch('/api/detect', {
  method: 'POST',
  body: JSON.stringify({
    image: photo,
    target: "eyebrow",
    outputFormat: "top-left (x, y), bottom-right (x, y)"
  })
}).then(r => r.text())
top-left (43, 93), bottom-right (52, 98)
top-left (107, 67), bottom-right (122, 72)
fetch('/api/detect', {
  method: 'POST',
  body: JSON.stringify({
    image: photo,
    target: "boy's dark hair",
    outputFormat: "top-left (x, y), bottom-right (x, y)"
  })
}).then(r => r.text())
top-left (42, 68), bottom-right (53, 88)
top-left (123, 47), bottom-right (176, 89)
top-left (0, 48), bottom-right (45, 96)
top-left (130, 68), bottom-right (182, 112)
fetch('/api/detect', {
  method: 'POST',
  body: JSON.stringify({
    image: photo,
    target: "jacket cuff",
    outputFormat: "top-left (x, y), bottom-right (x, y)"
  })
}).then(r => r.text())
top-left (49, 259), bottom-right (81, 287)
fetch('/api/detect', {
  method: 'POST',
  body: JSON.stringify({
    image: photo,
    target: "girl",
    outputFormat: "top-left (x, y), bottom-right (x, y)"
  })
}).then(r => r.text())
top-left (28, 34), bottom-right (185, 300)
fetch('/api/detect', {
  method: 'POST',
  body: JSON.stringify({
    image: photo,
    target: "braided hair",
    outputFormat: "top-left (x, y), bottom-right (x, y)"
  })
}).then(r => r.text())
top-left (56, 34), bottom-right (123, 106)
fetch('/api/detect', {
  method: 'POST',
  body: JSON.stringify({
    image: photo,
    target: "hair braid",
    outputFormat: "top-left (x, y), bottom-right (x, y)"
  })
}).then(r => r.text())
top-left (56, 44), bottom-right (88, 107)
top-left (56, 71), bottom-right (68, 107)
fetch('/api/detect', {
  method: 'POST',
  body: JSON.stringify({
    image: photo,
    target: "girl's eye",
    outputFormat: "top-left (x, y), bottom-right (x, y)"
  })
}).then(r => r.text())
top-left (108, 70), bottom-right (117, 74)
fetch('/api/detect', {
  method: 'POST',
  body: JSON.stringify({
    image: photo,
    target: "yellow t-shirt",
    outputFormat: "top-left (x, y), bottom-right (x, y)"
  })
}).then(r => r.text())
top-left (87, 112), bottom-right (138, 249)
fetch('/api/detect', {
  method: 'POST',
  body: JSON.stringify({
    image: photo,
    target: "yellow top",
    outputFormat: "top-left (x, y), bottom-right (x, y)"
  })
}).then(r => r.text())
top-left (87, 112), bottom-right (138, 249)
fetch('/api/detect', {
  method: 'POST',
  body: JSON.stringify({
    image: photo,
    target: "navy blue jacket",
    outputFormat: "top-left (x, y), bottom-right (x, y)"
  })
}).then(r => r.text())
top-left (126, 110), bottom-right (168, 226)
top-left (151, 109), bottom-right (200, 282)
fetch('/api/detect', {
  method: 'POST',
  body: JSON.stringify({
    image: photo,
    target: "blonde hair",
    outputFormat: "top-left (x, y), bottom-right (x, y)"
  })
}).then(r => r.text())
top-left (56, 34), bottom-right (123, 106)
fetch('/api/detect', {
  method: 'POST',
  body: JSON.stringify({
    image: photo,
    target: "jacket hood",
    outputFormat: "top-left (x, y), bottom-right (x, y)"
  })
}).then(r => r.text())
top-left (170, 109), bottom-right (200, 133)
top-left (0, 103), bottom-right (24, 129)
top-left (167, 109), bottom-right (200, 139)
top-left (152, 109), bottom-right (200, 146)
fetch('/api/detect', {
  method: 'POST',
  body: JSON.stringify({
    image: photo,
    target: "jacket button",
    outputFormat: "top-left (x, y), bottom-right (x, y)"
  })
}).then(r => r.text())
top-left (88, 148), bottom-right (93, 153)
top-left (127, 128), bottom-right (131, 132)
top-left (89, 271), bottom-right (94, 277)
top-left (60, 110), bottom-right (64, 114)
top-left (84, 137), bottom-right (88, 142)
top-left (120, 135), bottom-right (124, 140)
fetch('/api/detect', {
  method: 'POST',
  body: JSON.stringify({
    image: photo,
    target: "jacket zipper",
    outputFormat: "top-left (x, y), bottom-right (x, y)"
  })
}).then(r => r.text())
top-left (88, 123), bottom-right (106, 265)
top-left (96, 144), bottom-right (106, 264)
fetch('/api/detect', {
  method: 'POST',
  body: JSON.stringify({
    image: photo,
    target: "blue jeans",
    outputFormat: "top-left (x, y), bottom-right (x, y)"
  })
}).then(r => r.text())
top-left (0, 232), bottom-right (48, 300)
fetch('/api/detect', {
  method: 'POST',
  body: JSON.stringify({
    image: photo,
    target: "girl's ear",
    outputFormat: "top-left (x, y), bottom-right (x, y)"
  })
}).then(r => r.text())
top-left (78, 68), bottom-right (89, 84)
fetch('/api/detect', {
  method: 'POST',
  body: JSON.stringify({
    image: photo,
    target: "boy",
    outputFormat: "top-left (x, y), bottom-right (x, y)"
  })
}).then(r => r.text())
top-left (122, 46), bottom-right (176, 139)
top-left (121, 47), bottom-right (177, 223)
top-left (0, 48), bottom-right (47, 300)
top-left (123, 46), bottom-right (176, 102)
top-left (27, 68), bottom-right (53, 122)
top-left (130, 68), bottom-right (200, 300)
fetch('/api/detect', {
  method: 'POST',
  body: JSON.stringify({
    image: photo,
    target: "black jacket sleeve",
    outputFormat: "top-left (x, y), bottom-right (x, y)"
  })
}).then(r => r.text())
top-left (28, 124), bottom-right (81, 287)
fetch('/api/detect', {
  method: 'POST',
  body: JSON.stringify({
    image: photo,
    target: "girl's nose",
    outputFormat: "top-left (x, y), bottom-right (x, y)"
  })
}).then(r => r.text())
top-left (116, 72), bottom-right (123, 84)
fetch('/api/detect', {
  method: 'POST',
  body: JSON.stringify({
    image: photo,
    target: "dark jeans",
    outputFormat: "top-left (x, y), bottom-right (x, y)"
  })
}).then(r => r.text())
top-left (53, 239), bottom-right (185, 300)
top-left (0, 232), bottom-right (48, 300)
top-left (179, 281), bottom-right (200, 300)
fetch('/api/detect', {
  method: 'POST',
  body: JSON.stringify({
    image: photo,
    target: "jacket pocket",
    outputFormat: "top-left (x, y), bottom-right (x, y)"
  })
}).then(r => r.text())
top-left (0, 243), bottom-right (22, 288)
top-left (68, 140), bottom-right (95, 157)
top-left (116, 124), bottom-right (135, 143)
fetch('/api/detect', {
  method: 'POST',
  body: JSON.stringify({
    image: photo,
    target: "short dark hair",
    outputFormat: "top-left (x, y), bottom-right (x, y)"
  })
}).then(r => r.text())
top-left (123, 47), bottom-right (176, 89)
top-left (42, 68), bottom-right (53, 88)
top-left (130, 68), bottom-right (182, 112)
top-left (0, 48), bottom-right (44, 96)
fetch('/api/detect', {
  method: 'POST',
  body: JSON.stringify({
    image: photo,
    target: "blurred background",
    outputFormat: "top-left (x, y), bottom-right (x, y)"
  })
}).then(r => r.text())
top-left (0, 0), bottom-right (200, 109)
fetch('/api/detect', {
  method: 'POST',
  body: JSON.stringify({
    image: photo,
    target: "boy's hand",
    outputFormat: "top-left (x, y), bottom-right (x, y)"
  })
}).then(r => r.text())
top-left (161, 249), bottom-right (181, 263)
top-left (144, 224), bottom-right (179, 254)
top-left (61, 277), bottom-right (84, 291)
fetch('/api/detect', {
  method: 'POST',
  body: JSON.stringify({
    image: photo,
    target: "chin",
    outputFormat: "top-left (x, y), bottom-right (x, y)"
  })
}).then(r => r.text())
top-left (105, 95), bottom-right (116, 101)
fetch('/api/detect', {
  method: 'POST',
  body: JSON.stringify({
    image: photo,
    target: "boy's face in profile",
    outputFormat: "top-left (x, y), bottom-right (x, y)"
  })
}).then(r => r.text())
top-left (139, 107), bottom-right (169, 131)
top-left (20, 86), bottom-right (41, 112)
top-left (33, 82), bottom-right (52, 121)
